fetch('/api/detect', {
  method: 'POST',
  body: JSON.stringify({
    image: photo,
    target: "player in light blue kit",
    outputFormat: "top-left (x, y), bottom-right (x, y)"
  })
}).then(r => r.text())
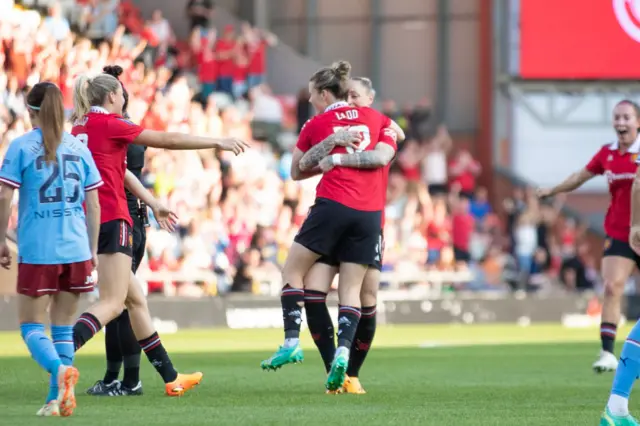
top-left (0, 82), bottom-right (102, 417)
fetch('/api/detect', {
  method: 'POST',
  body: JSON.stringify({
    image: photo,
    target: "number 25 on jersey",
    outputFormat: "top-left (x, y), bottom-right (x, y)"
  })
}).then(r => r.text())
top-left (333, 125), bottom-right (371, 154)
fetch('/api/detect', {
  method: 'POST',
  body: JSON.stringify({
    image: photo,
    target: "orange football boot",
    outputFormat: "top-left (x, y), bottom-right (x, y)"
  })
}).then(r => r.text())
top-left (57, 365), bottom-right (79, 417)
top-left (165, 372), bottom-right (203, 396)
top-left (342, 376), bottom-right (366, 394)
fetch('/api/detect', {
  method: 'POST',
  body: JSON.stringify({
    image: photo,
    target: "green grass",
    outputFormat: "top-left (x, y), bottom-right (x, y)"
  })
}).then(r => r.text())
top-left (0, 324), bottom-right (632, 425)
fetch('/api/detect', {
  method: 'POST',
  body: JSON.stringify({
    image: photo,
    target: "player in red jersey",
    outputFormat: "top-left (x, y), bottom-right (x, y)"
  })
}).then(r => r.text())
top-left (298, 76), bottom-right (402, 394)
top-left (69, 72), bottom-right (248, 396)
top-left (538, 100), bottom-right (640, 373)
top-left (261, 61), bottom-right (392, 391)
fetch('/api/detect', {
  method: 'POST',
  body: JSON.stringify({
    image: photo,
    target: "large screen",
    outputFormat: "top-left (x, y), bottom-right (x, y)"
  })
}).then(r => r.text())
top-left (519, 0), bottom-right (640, 79)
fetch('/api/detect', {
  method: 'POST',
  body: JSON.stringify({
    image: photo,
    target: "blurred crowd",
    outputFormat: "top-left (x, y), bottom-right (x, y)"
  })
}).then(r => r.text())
top-left (0, 1), bottom-right (603, 298)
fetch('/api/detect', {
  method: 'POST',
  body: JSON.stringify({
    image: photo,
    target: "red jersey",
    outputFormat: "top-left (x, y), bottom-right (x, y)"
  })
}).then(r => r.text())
top-left (379, 127), bottom-right (397, 227)
top-left (71, 107), bottom-right (144, 226)
top-left (297, 102), bottom-right (393, 211)
top-left (452, 212), bottom-right (474, 251)
top-left (215, 38), bottom-right (236, 76)
top-left (248, 40), bottom-right (267, 75)
top-left (585, 140), bottom-right (639, 241)
top-left (197, 49), bottom-right (217, 83)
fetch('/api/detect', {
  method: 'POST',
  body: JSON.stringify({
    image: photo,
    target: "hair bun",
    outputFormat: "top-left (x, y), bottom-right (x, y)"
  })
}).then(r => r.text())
top-left (103, 65), bottom-right (124, 79)
top-left (332, 61), bottom-right (352, 80)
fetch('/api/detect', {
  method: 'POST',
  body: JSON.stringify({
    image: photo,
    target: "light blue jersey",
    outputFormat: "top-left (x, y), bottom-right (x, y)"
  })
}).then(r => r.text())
top-left (0, 129), bottom-right (103, 264)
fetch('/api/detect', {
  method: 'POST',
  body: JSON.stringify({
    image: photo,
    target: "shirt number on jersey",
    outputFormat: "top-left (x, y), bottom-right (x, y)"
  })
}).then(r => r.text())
top-left (36, 155), bottom-right (81, 204)
top-left (333, 125), bottom-right (371, 154)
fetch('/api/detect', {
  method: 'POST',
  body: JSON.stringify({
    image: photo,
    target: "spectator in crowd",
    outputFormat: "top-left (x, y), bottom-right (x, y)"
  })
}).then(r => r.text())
top-left (186, 0), bottom-right (215, 31)
top-left (451, 194), bottom-right (474, 265)
top-left (43, 2), bottom-right (70, 42)
top-left (409, 97), bottom-right (432, 140)
top-left (250, 84), bottom-right (283, 154)
top-left (560, 242), bottom-right (596, 292)
top-left (191, 26), bottom-right (217, 102)
top-left (296, 87), bottom-right (311, 133)
top-left (422, 124), bottom-right (451, 198)
top-left (470, 186), bottom-right (491, 222)
top-left (449, 148), bottom-right (482, 199)
top-left (241, 23), bottom-right (277, 89)
top-left (82, 0), bottom-right (119, 46)
top-left (214, 24), bottom-right (236, 97)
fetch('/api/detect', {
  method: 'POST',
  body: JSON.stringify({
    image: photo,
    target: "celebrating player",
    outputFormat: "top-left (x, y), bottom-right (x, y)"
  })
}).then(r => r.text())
top-left (69, 71), bottom-right (249, 396)
top-left (300, 76), bottom-right (401, 394)
top-left (261, 61), bottom-right (393, 391)
top-left (537, 100), bottom-right (640, 374)
top-left (85, 65), bottom-right (164, 396)
top-left (0, 82), bottom-right (102, 416)
top-left (598, 104), bottom-right (640, 426)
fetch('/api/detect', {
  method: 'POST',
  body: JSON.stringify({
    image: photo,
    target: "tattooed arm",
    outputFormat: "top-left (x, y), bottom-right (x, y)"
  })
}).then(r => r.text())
top-left (318, 142), bottom-right (396, 172)
top-left (298, 130), bottom-right (361, 172)
top-left (290, 147), bottom-right (322, 181)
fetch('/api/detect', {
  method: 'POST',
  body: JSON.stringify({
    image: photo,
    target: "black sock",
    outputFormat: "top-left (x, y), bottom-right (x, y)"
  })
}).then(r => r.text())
top-left (304, 290), bottom-right (336, 373)
top-left (73, 312), bottom-right (102, 352)
top-left (337, 305), bottom-right (361, 349)
top-left (118, 310), bottom-right (141, 388)
top-left (103, 315), bottom-right (122, 384)
top-left (601, 322), bottom-right (617, 353)
top-left (347, 305), bottom-right (377, 377)
top-left (281, 284), bottom-right (304, 340)
top-left (138, 332), bottom-right (178, 383)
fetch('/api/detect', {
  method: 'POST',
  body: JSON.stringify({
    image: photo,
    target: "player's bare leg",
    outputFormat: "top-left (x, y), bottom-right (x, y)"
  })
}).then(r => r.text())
top-left (73, 253), bottom-right (130, 351)
top-left (595, 256), bottom-right (635, 373)
top-left (262, 242), bottom-right (321, 370)
top-left (326, 262), bottom-right (367, 391)
top-left (125, 272), bottom-right (202, 396)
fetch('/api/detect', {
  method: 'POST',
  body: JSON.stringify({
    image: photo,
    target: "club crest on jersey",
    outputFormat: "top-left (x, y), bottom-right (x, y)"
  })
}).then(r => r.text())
top-left (604, 238), bottom-right (612, 250)
top-left (607, 155), bottom-right (613, 162)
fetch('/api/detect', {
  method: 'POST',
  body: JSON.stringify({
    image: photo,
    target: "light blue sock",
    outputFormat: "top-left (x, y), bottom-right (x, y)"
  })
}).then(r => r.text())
top-left (47, 325), bottom-right (74, 403)
top-left (20, 322), bottom-right (63, 403)
top-left (52, 325), bottom-right (74, 366)
top-left (612, 321), bottom-right (640, 399)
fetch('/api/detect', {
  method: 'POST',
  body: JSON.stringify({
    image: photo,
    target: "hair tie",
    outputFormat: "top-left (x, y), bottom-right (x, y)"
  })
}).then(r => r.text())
top-left (27, 104), bottom-right (40, 111)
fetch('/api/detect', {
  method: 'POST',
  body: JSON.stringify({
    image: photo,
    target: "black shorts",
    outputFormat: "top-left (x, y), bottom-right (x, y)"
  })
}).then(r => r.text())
top-left (317, 231), bottom-right (384, 271)
top-left (131, 214), bottom-right (146, 273)
top-left (428, 183), bottom-right (448, 196)
top-left (97, 219), bottom-right (133, 257)
top-left (603, 236), bottom-right (640, 268)
top-left (294, 197), bottom-right (382, 266)
top-left (454, 247), bottom-right (471, 263)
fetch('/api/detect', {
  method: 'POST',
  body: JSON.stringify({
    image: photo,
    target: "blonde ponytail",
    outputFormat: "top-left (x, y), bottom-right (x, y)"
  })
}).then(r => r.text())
top-left (70, 74), bottom-right (91, 123)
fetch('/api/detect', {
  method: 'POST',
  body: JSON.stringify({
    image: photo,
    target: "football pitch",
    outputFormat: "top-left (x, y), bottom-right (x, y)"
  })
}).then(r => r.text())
top-left (0, 323), bottom-right (631, 425)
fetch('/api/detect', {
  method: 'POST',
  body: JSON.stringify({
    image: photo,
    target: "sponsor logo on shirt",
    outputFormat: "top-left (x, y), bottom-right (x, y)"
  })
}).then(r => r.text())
top-left (604, 170), bottom-right (636, 183)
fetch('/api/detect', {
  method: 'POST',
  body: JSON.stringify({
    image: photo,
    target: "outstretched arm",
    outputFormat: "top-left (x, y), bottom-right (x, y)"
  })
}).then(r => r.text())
top-left (319, 142), bottom-right (396, 171)
top-left (298, 131), bottom-right (360, 171)
top-left (537, 168), bottom-right (594, 198)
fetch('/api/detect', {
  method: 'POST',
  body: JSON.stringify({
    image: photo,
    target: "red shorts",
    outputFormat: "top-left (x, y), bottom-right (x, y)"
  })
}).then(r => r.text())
top-left (17, 261), bottom-right (95, 297)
